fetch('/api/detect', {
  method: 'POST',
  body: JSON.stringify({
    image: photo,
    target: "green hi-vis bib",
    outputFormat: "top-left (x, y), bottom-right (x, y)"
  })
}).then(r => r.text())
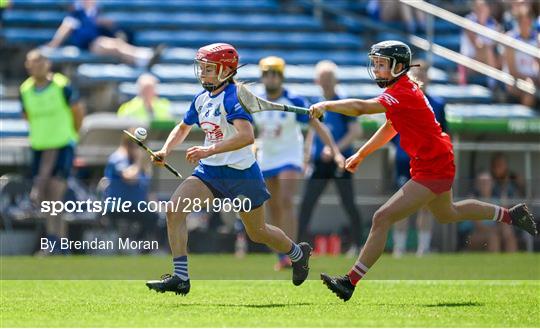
top-left (117, 96), bottom-right (171, 122)
top-left (20, 73), bottom-right (78, 150)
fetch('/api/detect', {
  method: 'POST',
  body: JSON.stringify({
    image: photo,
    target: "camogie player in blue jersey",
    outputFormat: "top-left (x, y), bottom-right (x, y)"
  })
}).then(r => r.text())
top-left (145, 43), bottom-right (312, 295)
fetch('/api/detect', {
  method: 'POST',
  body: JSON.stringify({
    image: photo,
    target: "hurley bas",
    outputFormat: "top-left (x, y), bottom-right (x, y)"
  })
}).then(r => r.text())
top-left (40, 238), bottom-right (159, 253)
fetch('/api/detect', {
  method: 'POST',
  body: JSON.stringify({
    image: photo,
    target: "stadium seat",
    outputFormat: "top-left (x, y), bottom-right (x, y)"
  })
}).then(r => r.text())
top-left (163, 48), bottom-right (371, 66)
top-left (10, 0), bottom-right (279, 13)
top-left (4, 11), bottom-right (322, 31)
top-left (3, 28), bottom-right (55, 44)
top-left (3, 10), bottom-right (64, 27)
top-left (134, 31), bottom-right (363, 49)
top-left (78, 63), bottom-right (449, 84)
top-left (427, 84), bottom-right (492, 103)
top-left (376, 32), bottom-right (461, 52)
top-left (101, 12), bottom-right (322, 31)
top-left (0, 100), bottom-right (22, 119)
top-left (44, 47), bottom-right (373, 66)
top-left (118, 82), bottom-right (491, 104)
top-left (0, 119), bottom-right (28, 138)
top-left (338, 18), bottom-right (461, 35)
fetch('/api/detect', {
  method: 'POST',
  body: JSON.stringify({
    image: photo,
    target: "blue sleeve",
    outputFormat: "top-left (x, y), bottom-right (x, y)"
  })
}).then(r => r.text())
top-left (429, 95), bottom-right (447, 133)
top-left (183, 99), bottom-right (200, 126)
top-left (63, 85), bottom-right (80, 105)
top-left (224, 86), bottom-right (253, 124)
top-left (105, 156), bottom-right (126, 179)
top-left (343, 113), bottom-right (356, 124)
top-left (291, 96), bottom-right (309, 123)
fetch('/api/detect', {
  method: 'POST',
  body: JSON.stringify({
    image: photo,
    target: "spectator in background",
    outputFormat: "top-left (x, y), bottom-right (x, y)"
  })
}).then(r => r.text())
top-left (459, 0), bottom-right (501, 87)
top-left (460, 153), bottom-right (523, 252)
top-left (298, 60), bottom-right (364, 258)
top-left (253, 56), bottom-right (344, 271)
top-left (391, 59), bottom-right (446, 258)
top-left (502, 6), bottom-right (539, 108)
top-left (104, 130), bottom-right (158, 247)
top-left (490, 152), bottom-right (525, 200)
top-left (20, 49), bottom-right (85, 253)
top-left (46, 0), bottom-right (162, 68)
top-left (117, 73), bottom-right (172, 122)
top-left (463, 168), bottom-right (518, 252)
top-left (367, 0), bottom-right (426, 34)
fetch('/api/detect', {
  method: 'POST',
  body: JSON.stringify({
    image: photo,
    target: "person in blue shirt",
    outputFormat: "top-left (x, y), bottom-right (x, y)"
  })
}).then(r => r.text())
top-left (104, 131), bottom-right (158, 244)
top-left (391, 59), bottom-right (447, 257)
top-left (46, 0), bottom-right (162, 68)
top-left (298, 60), bottom-right (364, 257)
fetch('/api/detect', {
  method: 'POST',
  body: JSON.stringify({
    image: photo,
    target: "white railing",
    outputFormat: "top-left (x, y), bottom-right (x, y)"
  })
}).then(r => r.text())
top-left (308, 0), bottom-right (539, 97)
top-left (400, 0), bottom-right (539, 97)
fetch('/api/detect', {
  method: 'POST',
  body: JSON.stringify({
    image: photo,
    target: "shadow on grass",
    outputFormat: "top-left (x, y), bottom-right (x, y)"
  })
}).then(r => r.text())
top-left (170, 302), bottom-right (314, 308)
top-left (423, 302), bottom-right (484, 307)
top-left (368, 301), bottom-right (484, 308)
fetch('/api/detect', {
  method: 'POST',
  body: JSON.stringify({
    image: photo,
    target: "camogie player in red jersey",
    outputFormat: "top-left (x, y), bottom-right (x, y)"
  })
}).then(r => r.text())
top-left (310, 40), bottom-right (538, 302)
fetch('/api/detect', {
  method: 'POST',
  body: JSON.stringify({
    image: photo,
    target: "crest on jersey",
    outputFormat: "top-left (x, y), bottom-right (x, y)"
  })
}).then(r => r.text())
top-left (200, 121), bottom-right (224, 142)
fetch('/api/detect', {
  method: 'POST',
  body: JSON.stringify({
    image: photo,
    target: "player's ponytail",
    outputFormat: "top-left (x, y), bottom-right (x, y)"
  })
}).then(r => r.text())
top-left (407, 73), bottom-right (424, 89)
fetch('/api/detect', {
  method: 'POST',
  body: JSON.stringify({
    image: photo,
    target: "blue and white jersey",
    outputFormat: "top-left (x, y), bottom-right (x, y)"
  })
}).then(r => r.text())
top-left (503, 29), bottom-right (539, 79)
top-left (460, 13), bottom-right (498, 58)
top-left (252, 89), bottom-right (309, 171)
top-left (183, 83), bottom-right (256, 170)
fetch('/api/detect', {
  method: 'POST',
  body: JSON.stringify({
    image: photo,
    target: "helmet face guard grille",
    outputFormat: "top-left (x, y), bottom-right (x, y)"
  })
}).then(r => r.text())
top-left (194, 60), bottom-right (234, 92)
top-left (368, 55), bottom-right (409, 88)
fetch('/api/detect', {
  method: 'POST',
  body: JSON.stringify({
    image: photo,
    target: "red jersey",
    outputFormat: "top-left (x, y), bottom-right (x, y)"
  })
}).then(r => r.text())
top-left (376, 75), bottom-right (455, 193)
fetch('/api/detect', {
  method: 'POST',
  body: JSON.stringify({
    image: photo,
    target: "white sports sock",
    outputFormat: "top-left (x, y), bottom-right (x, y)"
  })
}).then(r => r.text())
top-left (417, 231), bottom-right (431, 255)
top-left (393, 230), bottom-right (407, 255)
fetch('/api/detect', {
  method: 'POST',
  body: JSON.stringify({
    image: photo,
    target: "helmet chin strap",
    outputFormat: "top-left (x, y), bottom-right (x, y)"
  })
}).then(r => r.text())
top-left (375, 62), bottom-right (419, 88)
top-left (202, 80), bottom-right (228, 92)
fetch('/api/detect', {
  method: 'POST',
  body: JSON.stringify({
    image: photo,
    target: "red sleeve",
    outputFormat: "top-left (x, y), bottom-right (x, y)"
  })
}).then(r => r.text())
top-left (376, 89), bottom-right (403, 113)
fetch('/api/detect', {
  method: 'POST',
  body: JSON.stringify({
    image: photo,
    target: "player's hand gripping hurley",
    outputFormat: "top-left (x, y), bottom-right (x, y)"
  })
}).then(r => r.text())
top-left (122, 129), bottom-right (183, 178)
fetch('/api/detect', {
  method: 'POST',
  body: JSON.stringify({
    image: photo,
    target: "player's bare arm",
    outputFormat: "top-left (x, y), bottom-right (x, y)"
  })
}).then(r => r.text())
top-left (309, 98), bottom-right (386, 119)
top-left (308, 118), bottom-right (345, 167)
top-left (345, 120), bottom-right (396, 173)
top-left (71, 101), bottom-right (85, 132)
top-left (186, 119), bottom-right (254, 164)
top-left (153, 121), bottom-right (192, 164)
top-left (337, 121), bottom-right (362, 153)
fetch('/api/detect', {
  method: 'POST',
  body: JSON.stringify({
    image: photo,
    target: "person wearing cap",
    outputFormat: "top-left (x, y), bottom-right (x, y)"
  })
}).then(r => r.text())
top-left (253, 56), bottom-right (345, 271)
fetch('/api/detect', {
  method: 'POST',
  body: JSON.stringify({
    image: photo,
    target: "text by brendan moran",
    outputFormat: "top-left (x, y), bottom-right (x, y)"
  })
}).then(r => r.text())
top-left (40, 238), bottom-right (159, 252)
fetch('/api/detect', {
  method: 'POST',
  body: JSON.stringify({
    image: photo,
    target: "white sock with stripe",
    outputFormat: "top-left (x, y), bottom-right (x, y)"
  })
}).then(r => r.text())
top-left (173, 255), bottom-right (189, 281)
top-left (287, 243), bottom-right (303, 263)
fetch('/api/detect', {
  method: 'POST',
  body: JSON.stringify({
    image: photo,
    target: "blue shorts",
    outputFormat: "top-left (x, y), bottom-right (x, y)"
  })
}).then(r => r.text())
top-left (31, 144), bottom-right (75, 179)
top-left (192, 162), bottom-right (270, 209)
top-left (262, 164), bottom-right (302, 179)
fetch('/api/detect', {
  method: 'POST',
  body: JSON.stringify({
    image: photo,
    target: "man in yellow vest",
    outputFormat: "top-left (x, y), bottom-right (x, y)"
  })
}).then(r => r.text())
top-left (117, 73), bottom-right (171, 122)
top-left (20, 49), bottom-right (85, 253)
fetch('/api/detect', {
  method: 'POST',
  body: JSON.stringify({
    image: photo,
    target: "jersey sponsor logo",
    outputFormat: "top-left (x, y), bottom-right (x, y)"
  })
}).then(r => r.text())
top-left (380, 93), bottom-right (399, 105)
top-left (200, 121), bottom-right (224, 142)
top-left (214, 105), bottom-right (221, 117)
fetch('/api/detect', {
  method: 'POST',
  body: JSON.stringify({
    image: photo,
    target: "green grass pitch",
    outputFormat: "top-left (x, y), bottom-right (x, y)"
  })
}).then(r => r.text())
top-left (1, 254), bottom-right (539, 327)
